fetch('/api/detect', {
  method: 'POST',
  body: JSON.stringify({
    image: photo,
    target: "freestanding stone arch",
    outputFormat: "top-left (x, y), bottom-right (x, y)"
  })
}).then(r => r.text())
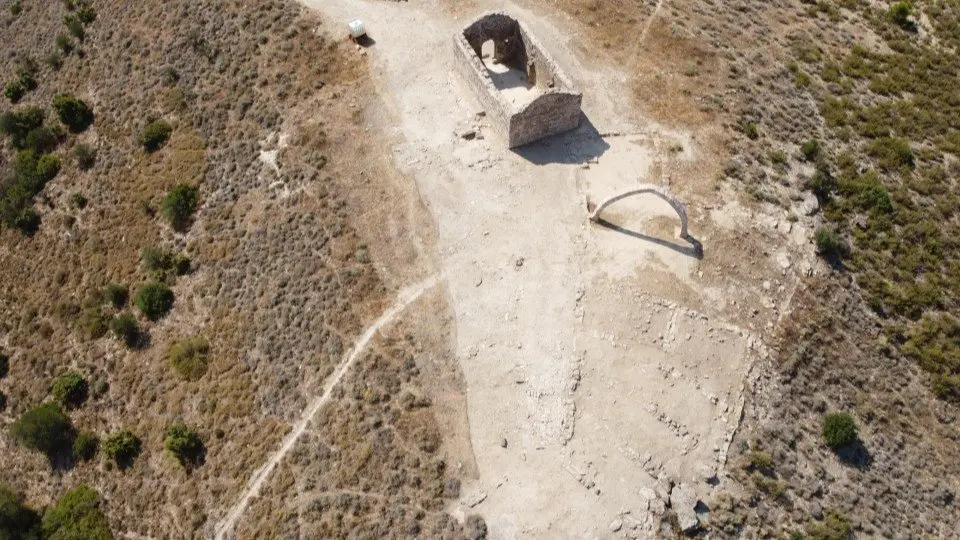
top-left (589, 185), bottom-right (689, 239)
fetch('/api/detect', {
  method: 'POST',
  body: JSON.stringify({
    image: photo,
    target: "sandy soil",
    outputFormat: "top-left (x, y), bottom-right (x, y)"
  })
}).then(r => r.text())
top-left (290, 0), bottom-right (816, 537)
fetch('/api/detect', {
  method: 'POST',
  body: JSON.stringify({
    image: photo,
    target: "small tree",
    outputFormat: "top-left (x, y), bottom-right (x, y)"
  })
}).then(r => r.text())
top-left (9, 403), bottom-right (74, 458)
top-left (822, 412), bottom-right (858, 448)
top-left (104, 283), bottom-right (128, 309)
top-left (169, 336), bottom-right (209, 381)
top-left (51, 371), bottom-right (88, 408)
top-left (101, 429), bottom-right (141, 467)
top-left (72, 431), bottom-right (99, 461)
top-left (52, 94), bottom-right (94, 133)
top-left (815, 227), bottom-right (845, 262)
top-left (73, 143), bottom-right (96, 170)
top-left (0, 485), bottom-right (41, 538)
top-left (888, 2), bottom-right (913, 29)
top-left (109, 313), bottom-right (140, 348)
top-left (135, 283), bottom-right (174, 320)
top-left (41, 485), bottom-right (113, 539)
top-left (25, 126), bottom-right (59, 154)
top-left (801, 139), bottom-right (821, 161)
top-left (164, 423), bottom-right (204, 467)
top-left (160, 184), bottom-right (199, 232)
top-left (64, 15), bottom-right (84, 41)
top-left (3, 81), bottom-right (25, 103)
top-left (55, 34), bottom-right (72, 54)
top-left (36, 154), bottom-right (62, 182)
top-left (139, 120), bottom-right (172, 152)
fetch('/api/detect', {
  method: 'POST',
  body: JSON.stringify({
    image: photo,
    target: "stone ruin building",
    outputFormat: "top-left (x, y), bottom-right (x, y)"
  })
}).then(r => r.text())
top-left (453, 12), bottom-right (582, 148)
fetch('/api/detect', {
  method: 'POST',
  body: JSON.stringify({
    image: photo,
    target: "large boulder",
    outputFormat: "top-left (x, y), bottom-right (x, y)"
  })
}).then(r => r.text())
top-left (670, 483), bottom-right (700, 533)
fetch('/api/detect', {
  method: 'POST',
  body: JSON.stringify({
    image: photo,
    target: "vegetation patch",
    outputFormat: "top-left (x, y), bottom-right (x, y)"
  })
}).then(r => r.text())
top-left (109, 312), bottom-right (141, 348)
top-left (159, 183), bottom-right (200, 232)
top-left (52, 94), bottom-right (94, 133)
top-left (139, 119), bottom-right (172, 152)
top-left (164, 423), bottom-right (204, 467)
top-left (135, 282), bottom-right (174, 320)
top-left (101, 429), bottom-right (141, 468)
top-left (41, 485), bottom-right (113, 539)
top-left (822, 412), bottom-right (857, 449)
top-left (51, 370), bottom-right (88, 409)
top-left (168, 336), bottom-right (209, 381)
top-left (9, 402), bottom-right (74, 459)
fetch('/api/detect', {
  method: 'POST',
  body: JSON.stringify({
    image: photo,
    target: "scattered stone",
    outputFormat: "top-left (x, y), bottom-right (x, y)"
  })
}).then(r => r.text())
top-left (610, 518), bottom-right (623, 532)
top-left (500, 437), bottom-right (508, 448)
top-left (459, 129), bottom-right (477, 140)
top-left (515, 257), bottom-right (525, 268)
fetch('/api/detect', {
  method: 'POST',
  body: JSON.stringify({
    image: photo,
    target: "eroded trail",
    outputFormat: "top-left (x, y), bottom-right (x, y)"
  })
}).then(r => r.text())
top-left (213, 273), bottom-right (443, 539)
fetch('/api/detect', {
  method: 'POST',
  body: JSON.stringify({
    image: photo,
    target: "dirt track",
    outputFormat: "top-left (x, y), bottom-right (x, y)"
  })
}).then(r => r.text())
top-left (221, 0), bottom-right (819, 536)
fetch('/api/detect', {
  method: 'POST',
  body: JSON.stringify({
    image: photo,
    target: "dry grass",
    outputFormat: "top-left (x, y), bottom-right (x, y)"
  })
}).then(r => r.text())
top-left (0, 0), bottom-right (461, 537)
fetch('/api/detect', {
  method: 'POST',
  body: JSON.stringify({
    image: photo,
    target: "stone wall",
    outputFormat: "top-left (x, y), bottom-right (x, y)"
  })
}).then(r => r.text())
top-left (453, 12), bottom-right (582, 148)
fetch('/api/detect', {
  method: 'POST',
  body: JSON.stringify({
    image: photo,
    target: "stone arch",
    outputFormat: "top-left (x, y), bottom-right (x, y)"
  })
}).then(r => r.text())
top-left (588, 185), bottom-right (689, 239)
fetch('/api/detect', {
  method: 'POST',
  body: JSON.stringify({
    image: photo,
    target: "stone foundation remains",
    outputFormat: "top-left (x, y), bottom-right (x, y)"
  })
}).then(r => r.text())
top-left (453, 12), bottom-right (582, 148)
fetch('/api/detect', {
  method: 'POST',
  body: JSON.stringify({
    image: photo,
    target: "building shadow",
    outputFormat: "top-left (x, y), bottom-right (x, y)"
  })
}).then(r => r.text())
top-left (512, 113), bottom-right (610, 165)
top-left (595, 218), bottom-right (704, 259)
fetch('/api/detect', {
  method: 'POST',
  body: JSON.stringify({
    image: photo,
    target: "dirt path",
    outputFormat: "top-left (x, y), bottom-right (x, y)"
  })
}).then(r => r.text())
top-left (213, 273), bottom-right (442, 540)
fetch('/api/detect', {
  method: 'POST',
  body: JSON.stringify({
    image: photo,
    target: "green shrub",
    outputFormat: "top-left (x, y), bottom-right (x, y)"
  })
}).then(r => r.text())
top-left (139, 120), bottom-right (172, 152)
top-left (51, 371), bottom-right (87, 408)
top-left (867, 137), bottom-right (914, 171)
top-left (887, 2), bottom-right (913, 29)
top-left (36, 154), bottom-right (62, 182)
top-left (76, 4), bottom-right (96, 24)
top-left (769, 150), bottom-right (789, 166)
top-left (3, 81), bottom-right (25, 103)
top-left (0, 485), bottom-right (41, 539)
top-left (160, 184), bottom-right (200, 232)
top-left (70, 192), bottom-right (87, 209)
top-left (0, 391), bottom-right (6, 412)
top-left (0, 106), bottom-right (44, 148)
top-left (742, 122), bottom-right (759, 140)
top-left (73, 143), bottom-right (96, 170)
top-left (109, 313), bottom-right (140, 348)
top-left (141, 246), bottom-right (191, 281)
top-left (104, 283), bottom-right (128, 309)
top-left (0, 353), bottom-right (8, 378)
top-left (164, 423), bottom-right (204, 466)
top-left (25, 126), bottom-right (59, 154)
top-left (52, 94), bottom-right (94, 133)
top-left (9, 402), bottom-right (74, 458)
top-left (8, 0), bottom-right (21, 16)
top-left (41, 485), bottom-right (113, 539)
top-left (801, 139), bottom-right (821, 161)
top-left (806, 508), bottom-right (852, 540)
top-left (64, 15), bottom-right (84, 41)
top-left (169, 336), bottom-right (209, 381)
top-left (135, 282), bottom-right (174, 320)
top-left (807, 162), bottom-right (836, 200)
top-left (45, 53), bottom-right (63, 70)
top-left (815, 227), bottom-right (846, 262)
top-left (822, 412), bottom-right (857, 448)
top-left (101, 429), bottom-right (141, 467)
top-left (72, 431), bottom-right (98, 461)
top-left (55, 34), bottom-right (72, 54)
top-left (903, 313), bottom-right (960, 400)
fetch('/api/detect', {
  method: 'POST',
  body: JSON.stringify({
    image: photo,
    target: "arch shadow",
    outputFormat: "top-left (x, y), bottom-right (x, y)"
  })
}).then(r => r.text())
top-left (589, 185), bottom-right (703, 259)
